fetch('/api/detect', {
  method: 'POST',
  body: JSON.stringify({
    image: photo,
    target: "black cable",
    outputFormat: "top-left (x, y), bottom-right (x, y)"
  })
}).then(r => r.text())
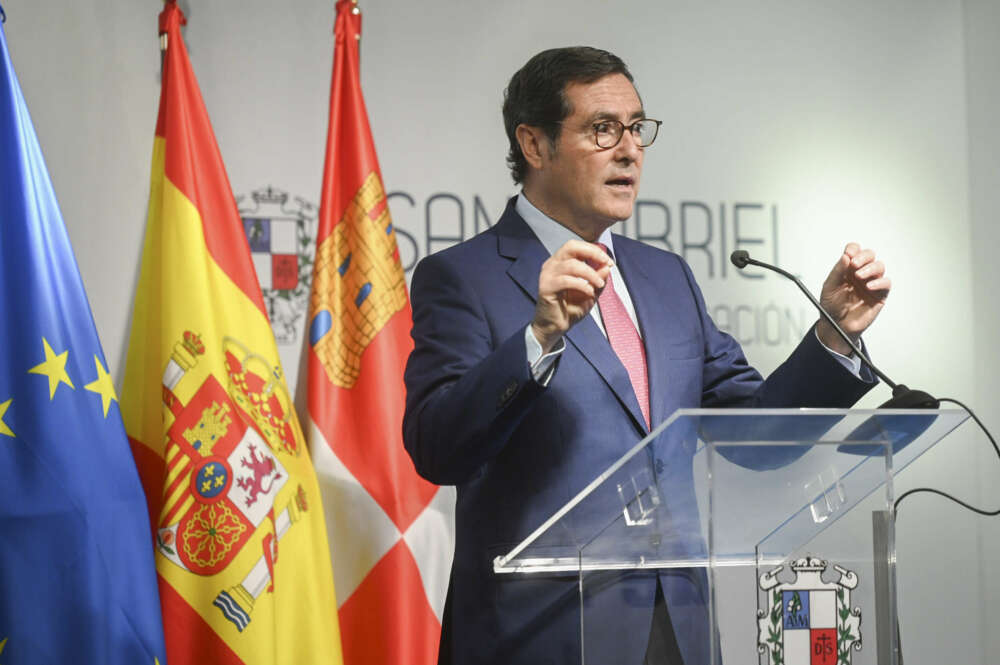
top-left (894, 397), bottom-right (1000, 516)
top-left (727, 250), bottom-right (995, 516)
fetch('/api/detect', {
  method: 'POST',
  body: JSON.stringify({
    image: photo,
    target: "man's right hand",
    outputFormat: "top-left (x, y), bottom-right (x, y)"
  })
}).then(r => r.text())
top-left (531, 240), bottom-right (613, 353)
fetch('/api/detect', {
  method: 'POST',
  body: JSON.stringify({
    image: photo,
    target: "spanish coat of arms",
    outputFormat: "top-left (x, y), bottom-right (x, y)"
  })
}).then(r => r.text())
top-left (758, 556), bottom-right (861, 665)
top-left (154, 331), bottom-right (306, 632)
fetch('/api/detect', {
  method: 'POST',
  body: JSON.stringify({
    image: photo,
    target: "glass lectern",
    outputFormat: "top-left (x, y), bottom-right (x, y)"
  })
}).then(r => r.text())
top-left (493, 408), bottom-right (968, 665)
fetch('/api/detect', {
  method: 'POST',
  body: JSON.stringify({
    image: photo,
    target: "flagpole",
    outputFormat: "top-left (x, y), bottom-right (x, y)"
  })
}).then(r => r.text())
top-left (159, 1), bottom-right (171, 76)
top-left (351, 0), bottom-right (360, 68)
top-left (160, 0), bottom-right (172, 52)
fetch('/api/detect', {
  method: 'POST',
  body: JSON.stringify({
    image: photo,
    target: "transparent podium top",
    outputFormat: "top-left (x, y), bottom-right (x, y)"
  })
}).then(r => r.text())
top-left (494, 408), bottom-right (967, 574)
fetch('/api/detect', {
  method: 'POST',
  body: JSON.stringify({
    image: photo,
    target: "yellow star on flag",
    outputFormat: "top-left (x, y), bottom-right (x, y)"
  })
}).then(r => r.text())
top-left (28, 338), bottom-right (74, 399)
top-left (84, 355), bottom-right (118, 417)
top-left (0, 400), bottom-right (13, 438)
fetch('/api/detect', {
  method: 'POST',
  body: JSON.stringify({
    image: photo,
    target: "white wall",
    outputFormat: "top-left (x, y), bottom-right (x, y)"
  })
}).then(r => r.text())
top-left (3, 1), bottom-right (993, 661)
top-left (965, 0), bottom-right (1000, 661)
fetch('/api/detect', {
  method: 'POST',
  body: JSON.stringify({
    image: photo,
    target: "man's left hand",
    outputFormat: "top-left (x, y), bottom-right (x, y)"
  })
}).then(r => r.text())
top-left (816, 243), bottom-right (891, 356)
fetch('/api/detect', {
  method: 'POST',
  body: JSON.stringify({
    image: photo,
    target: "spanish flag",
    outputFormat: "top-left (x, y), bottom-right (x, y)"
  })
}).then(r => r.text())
top-left (305, 2), bottom-right (454, 664)
top-left (121, 3), bottom-right (343, 663)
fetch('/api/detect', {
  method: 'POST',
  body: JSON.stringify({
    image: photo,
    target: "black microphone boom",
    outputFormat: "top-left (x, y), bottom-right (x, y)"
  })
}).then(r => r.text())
top-left (728, 250), bottom-right (938, 409)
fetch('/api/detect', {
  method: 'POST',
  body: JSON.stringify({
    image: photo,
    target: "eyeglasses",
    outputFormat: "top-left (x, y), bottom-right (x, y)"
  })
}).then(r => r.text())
top-left (592, 118), bottom-right (662, 149)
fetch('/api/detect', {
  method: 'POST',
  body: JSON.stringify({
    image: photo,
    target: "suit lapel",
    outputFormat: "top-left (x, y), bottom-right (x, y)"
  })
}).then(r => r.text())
top-left (564, 314), bottom-right (649, 434)
top-left (496, 203), bottom-right (648, 434)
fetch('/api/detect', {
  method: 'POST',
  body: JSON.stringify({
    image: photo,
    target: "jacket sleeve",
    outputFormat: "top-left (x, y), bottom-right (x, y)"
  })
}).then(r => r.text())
top-left (674, 255), bottom-right (877, 408)
top-left (402, 252), bottom-right (547, 485)
top-left (672, 255), bottom-right (877, 469)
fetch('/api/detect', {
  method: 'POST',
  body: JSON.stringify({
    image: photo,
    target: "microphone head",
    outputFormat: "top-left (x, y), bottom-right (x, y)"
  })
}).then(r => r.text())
top-left (730, 250), bottom-right (750, 269)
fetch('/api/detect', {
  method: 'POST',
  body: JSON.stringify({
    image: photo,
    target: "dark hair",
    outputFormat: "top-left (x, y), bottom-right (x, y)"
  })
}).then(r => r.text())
top-left (502, 47), bottom-right (634, 184)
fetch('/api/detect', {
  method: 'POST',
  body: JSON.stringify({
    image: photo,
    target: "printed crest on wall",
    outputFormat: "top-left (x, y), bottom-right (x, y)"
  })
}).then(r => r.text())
top-left (237, 187), bottom-right (317, 345)
top-left (757, 556), bottom-right (861, 665)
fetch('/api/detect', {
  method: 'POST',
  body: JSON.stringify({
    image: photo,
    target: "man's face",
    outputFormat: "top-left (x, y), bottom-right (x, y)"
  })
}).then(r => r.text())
top-left (531, 73), bottom-right (645, 240)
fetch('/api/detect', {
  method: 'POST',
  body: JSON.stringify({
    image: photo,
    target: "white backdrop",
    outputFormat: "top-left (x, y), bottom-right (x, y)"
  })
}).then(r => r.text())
top-left (4, 1), bottom-right (997, 662)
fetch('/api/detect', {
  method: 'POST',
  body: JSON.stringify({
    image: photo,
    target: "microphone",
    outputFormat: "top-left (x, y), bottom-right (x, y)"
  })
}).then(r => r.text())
top-left (729, 250), bottom-right (938, 409)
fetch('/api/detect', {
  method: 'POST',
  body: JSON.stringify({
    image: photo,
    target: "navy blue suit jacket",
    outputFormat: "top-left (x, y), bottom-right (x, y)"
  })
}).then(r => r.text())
top-left (403, 199), bottom-right (874, 664)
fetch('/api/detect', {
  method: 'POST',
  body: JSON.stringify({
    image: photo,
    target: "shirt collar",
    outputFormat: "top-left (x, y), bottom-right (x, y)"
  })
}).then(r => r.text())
top-left (515, 193), bottom-right (616, 259)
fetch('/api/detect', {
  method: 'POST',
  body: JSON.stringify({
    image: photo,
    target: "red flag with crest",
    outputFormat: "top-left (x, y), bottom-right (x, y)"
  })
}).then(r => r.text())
top-left (304, 2), bottom-right (454, 664)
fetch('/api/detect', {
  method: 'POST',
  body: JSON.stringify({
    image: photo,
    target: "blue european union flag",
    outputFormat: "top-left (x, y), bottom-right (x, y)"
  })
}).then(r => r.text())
top-left (0, 10), bottom-right (167, 665)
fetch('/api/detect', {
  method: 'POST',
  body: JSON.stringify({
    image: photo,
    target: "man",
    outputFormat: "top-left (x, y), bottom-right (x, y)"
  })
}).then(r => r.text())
top-left (403, 47), bottom-right (888, 665)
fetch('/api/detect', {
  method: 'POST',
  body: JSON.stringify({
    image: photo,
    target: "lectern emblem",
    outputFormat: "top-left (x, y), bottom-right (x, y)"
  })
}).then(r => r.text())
top-left (757, 556), bottom-right (861, 665)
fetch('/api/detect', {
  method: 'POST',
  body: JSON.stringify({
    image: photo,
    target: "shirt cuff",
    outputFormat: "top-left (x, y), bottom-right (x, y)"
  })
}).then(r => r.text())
top-left (814, 327), bottom-right (863, 378)
top-left (525, 324), bottom-right (565, 385)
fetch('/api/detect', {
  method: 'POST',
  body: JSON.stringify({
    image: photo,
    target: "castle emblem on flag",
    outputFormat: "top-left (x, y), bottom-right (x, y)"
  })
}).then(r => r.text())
top-left (238, 187), bottom-right (317, 345)
top-left (308, 171), bottom-right (407, 389)
top-left (757, 556), bottom-right (862, 665)
top-left (154, 331), bottom-right (309, 631)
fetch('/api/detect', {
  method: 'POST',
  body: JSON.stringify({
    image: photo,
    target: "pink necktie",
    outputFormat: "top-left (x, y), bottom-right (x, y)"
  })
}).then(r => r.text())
top-left (595, 244), bottom-right (650, 429)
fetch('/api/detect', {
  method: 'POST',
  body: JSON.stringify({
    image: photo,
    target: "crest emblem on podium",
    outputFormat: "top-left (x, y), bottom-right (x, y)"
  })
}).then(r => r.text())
top-left (757, 556), bottom-right (861, 665)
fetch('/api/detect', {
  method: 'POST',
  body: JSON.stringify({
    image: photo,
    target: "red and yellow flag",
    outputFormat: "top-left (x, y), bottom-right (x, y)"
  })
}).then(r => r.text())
top-left (305, 2), bottom-right (454, 664)
top-left (121, 4), bottom-right (343, 663)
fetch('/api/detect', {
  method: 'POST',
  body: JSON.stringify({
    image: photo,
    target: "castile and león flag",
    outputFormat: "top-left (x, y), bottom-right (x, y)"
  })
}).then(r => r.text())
top-left (304, 2), bottom-right (455, 665)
